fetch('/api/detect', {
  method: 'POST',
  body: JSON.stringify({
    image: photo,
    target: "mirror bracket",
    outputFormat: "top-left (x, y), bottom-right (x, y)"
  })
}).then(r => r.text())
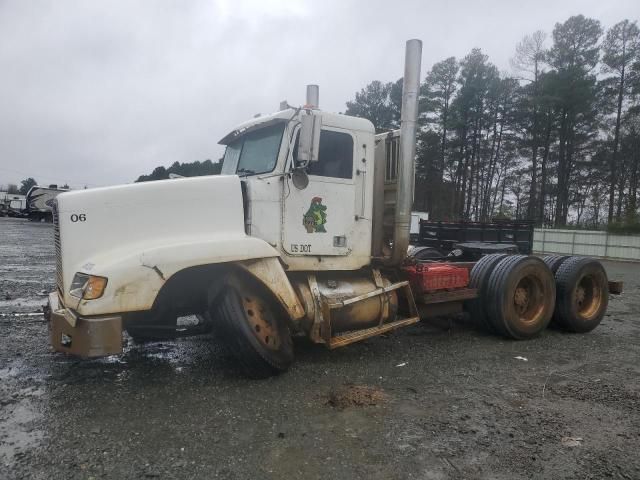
top-left (297, 113), bottom-right (321, 163)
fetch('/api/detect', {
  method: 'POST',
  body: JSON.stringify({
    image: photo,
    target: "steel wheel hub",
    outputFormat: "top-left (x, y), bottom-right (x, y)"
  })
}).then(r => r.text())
top-left (576, 286), bottom-right (586, 307)
top-left (514, 287), bottom-right (529, 313)
top-left (575, 275), bottom-right (602, 318)
top-left (242, 295), bottom-right (281, 350)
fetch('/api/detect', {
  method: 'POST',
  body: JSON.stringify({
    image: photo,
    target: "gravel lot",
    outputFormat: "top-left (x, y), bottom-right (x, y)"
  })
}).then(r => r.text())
top-left (1, 216), bottom-right (639, 480)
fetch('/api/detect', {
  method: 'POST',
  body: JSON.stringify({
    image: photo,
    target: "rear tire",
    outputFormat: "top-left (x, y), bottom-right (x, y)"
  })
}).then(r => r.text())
top-left (467, 253), bottom-right (509, 332)
top-left (486, 255), bottom-right (555, 339)
top-left (211, 275), bottom-right (293, 378)
top-left (543, 255), bottom-right (570, 274)
top-left (543, 255), bottom-right (570, 328)
top-left (552, 256), bottom-right (608, 333)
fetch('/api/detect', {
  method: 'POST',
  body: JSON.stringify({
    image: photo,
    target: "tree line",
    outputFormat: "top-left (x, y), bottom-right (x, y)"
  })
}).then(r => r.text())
top-left (1, 178), bottom-right (41, 196)
top-left (2, 160), bottom-right (222, 194)
top-left (135, 159), bottom-right (222, 182)
top-left (345, 15), bottom-right (640, 230)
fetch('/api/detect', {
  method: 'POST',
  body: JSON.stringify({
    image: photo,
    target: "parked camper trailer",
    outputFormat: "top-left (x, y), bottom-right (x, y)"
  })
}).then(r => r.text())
top-left (26, 185), bottom-right (69, 221)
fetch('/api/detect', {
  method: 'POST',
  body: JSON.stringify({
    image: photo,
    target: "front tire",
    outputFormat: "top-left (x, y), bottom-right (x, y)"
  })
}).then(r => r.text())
top-left (211, 275), bottom-right (293, 378)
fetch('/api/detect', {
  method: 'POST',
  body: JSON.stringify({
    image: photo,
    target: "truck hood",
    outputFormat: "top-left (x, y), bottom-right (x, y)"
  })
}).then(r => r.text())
top-left (54, 175), bottom-right (256, 310)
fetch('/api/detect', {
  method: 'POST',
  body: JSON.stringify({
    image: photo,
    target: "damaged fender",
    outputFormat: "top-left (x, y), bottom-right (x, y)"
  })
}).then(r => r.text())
top-left (71, 235), bottom-right (280, 317)
top-left (238, 257), bottom-right (305, 321)
top-left (52, 175), bottom-right (288, 317)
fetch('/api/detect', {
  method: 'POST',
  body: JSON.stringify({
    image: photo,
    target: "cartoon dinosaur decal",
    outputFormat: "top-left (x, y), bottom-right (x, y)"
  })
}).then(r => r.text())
top-left (303, 196), bottom-right (327, 233)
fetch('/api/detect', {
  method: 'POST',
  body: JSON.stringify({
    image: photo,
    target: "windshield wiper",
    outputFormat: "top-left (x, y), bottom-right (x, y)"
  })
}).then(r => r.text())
top-left (237, 168), bottom-right (255, 177)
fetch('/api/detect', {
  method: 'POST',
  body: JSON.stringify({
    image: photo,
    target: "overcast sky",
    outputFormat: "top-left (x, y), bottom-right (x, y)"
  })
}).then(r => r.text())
top-left (0, 0), bottom-right (638, 189)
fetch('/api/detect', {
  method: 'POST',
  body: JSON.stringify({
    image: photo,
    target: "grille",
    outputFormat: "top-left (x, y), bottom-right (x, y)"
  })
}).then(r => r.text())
top-left (53, 201), bottom-right (63, 295)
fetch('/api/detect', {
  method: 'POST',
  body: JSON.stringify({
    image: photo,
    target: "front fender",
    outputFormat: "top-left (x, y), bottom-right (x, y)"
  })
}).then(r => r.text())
top-left (71, 234), bottom-right (279, 316)
top-left (238, 257), bottom-right (305, 321)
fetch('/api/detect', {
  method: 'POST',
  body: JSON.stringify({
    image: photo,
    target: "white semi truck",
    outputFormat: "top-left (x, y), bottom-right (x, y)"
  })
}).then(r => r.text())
top-left (46, 40), bottom-right (612, 377)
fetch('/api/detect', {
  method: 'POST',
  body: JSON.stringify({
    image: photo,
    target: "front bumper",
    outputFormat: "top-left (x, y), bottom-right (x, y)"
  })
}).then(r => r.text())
top-left (47, 291), bottom-right (123, 357)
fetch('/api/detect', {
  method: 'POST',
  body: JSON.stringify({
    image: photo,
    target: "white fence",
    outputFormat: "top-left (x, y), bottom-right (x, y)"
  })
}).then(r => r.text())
top-left (533, 228), bottom-right (640, 262)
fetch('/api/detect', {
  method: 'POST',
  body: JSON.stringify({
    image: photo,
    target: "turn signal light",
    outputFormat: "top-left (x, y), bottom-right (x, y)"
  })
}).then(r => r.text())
top-left (69, 273), bottom-right (108, 300)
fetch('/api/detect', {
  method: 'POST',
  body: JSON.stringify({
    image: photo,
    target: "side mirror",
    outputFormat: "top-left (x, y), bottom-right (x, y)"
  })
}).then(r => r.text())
top-left (297, 113), bottom-right (321, 164)
top-left (291, 167), bottom-right (309, 190)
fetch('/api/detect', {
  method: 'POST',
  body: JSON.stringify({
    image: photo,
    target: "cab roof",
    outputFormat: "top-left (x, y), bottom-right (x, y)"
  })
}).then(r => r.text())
top-left (218, 108), bottom-right (375, 145)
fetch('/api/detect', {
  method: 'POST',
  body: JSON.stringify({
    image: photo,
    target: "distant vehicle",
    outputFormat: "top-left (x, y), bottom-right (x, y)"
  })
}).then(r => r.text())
top-left (25, 185), bottom-right (69, 221)
top-left (410, 211), bottom-right (429, 242)
top-left (0, 192), bottom-right (26, 217)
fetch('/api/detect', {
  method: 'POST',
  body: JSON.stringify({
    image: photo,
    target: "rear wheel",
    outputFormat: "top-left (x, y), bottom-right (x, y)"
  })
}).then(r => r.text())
top-left (543, 255), bottom-right (570, 274)
top-left (552, 256), bottom-right (608, 333)
top-left (486, 255), bottom-right (555, 339)
top-left (467, 253), bottom-right (509, 332)
top-left (211, 275), bottom-right (293, 378)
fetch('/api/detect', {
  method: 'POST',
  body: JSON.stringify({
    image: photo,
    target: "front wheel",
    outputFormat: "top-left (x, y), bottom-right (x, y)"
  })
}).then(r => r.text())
top-left (210, 275), bottom-right (293, 378)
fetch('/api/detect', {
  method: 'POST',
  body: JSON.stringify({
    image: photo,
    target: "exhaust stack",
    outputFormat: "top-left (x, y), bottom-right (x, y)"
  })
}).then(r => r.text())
top-left (391, 39), bottom-right (422, 265)
top-left (305, 84), bottom-right (319, 109)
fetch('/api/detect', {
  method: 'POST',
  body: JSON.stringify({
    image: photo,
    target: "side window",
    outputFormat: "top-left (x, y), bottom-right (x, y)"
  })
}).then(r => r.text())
top-left (303, 130), bottom-right (353, 179)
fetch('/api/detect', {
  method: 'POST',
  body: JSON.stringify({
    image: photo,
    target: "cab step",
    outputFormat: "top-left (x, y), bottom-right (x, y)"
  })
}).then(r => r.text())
top-left (329, 316), bottom-right (420, 349)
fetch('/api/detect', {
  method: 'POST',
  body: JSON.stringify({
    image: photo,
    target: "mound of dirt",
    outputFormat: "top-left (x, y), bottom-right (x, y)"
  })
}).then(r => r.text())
top-left (326, 385), bottom-right (388, 409)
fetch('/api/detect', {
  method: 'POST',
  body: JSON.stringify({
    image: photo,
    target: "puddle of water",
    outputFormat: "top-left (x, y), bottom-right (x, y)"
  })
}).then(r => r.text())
top-left (0, 366), bottom-right (20, 380)
top-left (139, 347), bottom-right (184, 364)
top-left (0, 297), bottom-right (47, 309)
top-left (0, 361), bottom-right (48, 461)
top-left (96, 355), bottom-right (128, 365)
top-left (0, 313), bottom-right (44, 319)
top-left (115, 370), bottom-right (131, 383)
top-left (0, 401), bottom-right (44, 462)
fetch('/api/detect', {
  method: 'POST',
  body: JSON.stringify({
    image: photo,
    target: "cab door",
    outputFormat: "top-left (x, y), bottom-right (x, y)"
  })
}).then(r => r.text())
top-left (282, 127), bottom-right (361, 257)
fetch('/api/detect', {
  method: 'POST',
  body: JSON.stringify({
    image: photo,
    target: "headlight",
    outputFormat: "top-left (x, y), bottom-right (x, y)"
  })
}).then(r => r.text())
top-left (69, 273), bottom-right (108, 300)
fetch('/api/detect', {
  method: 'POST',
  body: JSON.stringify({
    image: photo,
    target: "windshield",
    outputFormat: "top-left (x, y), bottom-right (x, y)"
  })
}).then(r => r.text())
top-left (221, 122), bottom-right (286, 176)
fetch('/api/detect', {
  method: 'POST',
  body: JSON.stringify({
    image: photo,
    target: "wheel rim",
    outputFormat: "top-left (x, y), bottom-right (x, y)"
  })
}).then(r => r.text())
top-left (241, 294), bottom-right (281, 350)
top-left (513, 275), bottom-right (544, 324)
top-left (575, 274), bottom-right (603, 319)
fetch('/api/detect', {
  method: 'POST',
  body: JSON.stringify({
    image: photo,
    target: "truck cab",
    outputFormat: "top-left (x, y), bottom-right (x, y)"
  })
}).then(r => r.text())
top-left (218, 106), bottom-right (376, 271)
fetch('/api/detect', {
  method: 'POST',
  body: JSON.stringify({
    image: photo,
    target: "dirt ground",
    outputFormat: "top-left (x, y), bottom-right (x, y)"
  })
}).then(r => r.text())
top-left (1, 216), bottom-right (639, 480)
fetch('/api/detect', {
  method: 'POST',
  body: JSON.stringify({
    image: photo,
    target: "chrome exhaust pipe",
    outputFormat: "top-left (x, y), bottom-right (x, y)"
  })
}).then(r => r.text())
top-left (305, 84), bottom-right (319, 109)
top-left (391, 39), bottom-right (422, 265)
